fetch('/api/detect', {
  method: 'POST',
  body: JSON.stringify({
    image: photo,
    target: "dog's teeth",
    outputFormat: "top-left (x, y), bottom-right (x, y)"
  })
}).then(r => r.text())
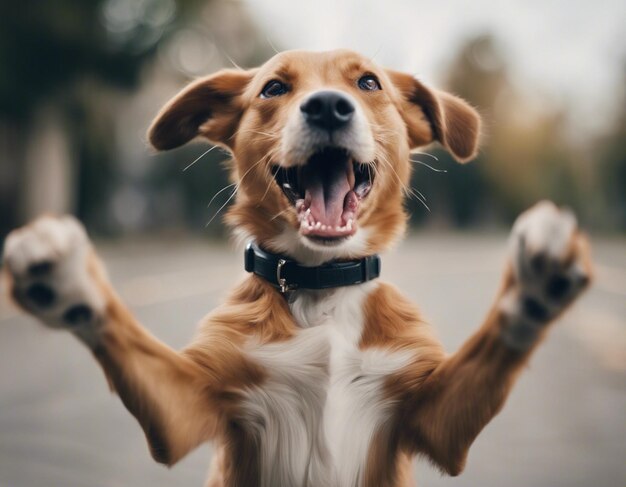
top-left (315, 222), bottom-right (321, 229)
top-left (306, 208), bottom-right (311, 215)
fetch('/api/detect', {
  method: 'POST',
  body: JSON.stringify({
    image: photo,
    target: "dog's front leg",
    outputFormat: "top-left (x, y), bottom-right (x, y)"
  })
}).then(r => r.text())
top-left (404, 201), bottom-right (592, 475)
top-left (2, 216), bottom-right (229, 465)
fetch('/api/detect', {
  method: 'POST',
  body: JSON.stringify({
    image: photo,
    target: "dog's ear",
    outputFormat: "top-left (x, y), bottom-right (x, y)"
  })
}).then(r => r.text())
top-left (148, 69), bottom-right (256, 151)
top-left (386, 69), bottom-right (481, 163)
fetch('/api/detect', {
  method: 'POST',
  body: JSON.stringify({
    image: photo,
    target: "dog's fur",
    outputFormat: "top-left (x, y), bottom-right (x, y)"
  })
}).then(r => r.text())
top-left (3, 50), bottom-right (592, 486)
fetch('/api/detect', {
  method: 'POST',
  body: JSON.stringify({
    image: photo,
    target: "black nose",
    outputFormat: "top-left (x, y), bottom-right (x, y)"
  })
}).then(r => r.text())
top-left (300, 91), bottom-right (355, 131)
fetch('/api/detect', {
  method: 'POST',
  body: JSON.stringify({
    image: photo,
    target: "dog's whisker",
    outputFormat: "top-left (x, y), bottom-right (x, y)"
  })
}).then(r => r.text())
top-left (228, 127), bottom-right (280, 143)
top-left (406, 182), bottom-right (430, 211)
top-left (406, 187), bottom-right (431, 212)
top-left (270, 207), bottom-right (292, 222)
top-left (414, 195), bottom-right (431, 212)
top-left (260, 165), bottom-right (281, 203)
top-left (205, 186), bottom-right (238, 227)
top-left (377, 153), bottom-right (406, 190)
top-left (217, 46), bottom-right (244, 71)
top-left (183, 145), bottom-right (221, 172)
top-left (376, 152), bottom-right (431, 212)
top-left (234, 152), bottom-right (271, 191)
top-left (370, 43), bottom-right (384, 62)
top-left (207, 182), bottom-right (237, 209)
top-left (265, 35), bottom-right (280, 55)
top-left (411, 151), bottom-right (439, 161)
top-left (370, 164), bottom-right (381, 182)
top-left (411, 158), bottom-right (448, 173)
top-left (236, 129), bottom-right (278, 138)
top-left (205, 153), bottom-right (271, 227)
top-left (412, 187), bottom-right (427, 202)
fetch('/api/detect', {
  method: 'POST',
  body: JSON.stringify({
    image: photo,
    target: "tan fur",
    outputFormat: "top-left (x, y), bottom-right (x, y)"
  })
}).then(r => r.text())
top-left (5, 50), bottom-right (592, 487)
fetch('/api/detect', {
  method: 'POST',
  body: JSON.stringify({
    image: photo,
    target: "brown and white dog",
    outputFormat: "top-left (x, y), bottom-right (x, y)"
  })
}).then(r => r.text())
top-left (2, 50), bottom-right (592, 487)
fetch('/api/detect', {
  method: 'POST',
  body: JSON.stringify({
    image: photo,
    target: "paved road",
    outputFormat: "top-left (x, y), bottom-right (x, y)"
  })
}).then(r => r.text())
top-left (1, 234), bottom-right (624, 487)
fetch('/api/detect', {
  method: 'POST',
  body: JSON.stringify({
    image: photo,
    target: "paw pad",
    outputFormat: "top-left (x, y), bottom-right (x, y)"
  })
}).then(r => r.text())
top-left (26, 283), bottom-right (56, 308)
top-left (63, 304), bottom-right (94, 326)
top-left (521, 296), bottom-right (549, 322)
top-left (530, 252), bottom-right (547, 274)
top-left (546, 275), bottom-right (571, 300)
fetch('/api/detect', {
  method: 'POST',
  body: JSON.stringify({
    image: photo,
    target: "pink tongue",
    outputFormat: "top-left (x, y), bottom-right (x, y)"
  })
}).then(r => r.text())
top-left (303, 162), bottom-right (351, 227)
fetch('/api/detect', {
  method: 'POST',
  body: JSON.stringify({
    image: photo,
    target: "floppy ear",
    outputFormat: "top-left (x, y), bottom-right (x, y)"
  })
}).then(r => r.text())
top-left (148, 69), bottom-right (256, 151)
top-left (386, 69), bottom-right (481, 163)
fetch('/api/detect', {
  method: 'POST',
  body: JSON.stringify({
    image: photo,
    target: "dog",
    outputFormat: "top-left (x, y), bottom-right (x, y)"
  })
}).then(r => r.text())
top-left (2, 49), bottom-right (592, 486)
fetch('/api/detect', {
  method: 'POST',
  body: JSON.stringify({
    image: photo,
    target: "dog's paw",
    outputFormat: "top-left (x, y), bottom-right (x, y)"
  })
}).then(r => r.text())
top-left (500, 201), bottom-right (592, 350)
top-left (3, 216), bottom-right (106, 344)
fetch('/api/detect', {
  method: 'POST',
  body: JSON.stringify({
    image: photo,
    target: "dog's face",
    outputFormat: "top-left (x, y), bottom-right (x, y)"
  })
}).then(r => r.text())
top-left (149, 50), bottom-right (480, 262)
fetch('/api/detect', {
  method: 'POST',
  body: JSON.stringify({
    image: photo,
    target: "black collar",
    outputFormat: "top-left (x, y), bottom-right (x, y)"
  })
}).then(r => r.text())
top-left (244, 241), bottom-right (381, 292)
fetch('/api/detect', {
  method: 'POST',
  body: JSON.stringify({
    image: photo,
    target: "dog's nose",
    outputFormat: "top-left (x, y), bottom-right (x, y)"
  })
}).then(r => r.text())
top-left (300, 91), bottom-right (355, 131)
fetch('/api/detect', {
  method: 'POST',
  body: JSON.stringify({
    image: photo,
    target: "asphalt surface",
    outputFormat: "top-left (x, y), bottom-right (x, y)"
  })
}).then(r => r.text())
top-left (1, 233), bottom-right (624, 487)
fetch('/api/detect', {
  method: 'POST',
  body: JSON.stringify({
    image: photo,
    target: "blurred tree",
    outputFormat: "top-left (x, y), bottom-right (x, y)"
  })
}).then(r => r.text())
top-left (141, 0), bottom-right (273, 236)
top-left (409, 34), bottom-right (584, 228)
top-left (408, 35), bottom-right (508, 227)
top-left (0, 0), bottom-right (203, 238)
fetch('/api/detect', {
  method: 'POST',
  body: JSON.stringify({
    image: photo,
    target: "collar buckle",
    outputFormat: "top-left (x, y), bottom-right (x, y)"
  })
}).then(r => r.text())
top-left (276, 258), bottom-right (297, 293)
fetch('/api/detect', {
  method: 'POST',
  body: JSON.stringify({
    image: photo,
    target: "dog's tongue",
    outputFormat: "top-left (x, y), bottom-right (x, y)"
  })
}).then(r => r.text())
top-left (302, 153), bottom-right (353, 228)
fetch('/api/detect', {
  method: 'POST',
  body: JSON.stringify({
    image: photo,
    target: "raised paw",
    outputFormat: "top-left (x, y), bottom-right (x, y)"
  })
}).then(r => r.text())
top-left (501, 201), bottom-right (592, 349)
top-left (2, 216), bottom-right (106, 344)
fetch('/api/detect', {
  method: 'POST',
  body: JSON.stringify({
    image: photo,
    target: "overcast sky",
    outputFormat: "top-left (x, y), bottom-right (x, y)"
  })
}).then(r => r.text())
top-left (242, 0), bottom-right (626, 136)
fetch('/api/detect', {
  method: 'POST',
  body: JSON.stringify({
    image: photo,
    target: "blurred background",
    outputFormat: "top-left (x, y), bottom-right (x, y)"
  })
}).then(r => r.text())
top-left (0, 1), bottom-right (625, 486)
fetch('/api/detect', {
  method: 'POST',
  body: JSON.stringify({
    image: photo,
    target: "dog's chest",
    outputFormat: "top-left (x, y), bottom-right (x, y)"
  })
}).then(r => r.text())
top-left (240, 283), bottom-right (411, 487)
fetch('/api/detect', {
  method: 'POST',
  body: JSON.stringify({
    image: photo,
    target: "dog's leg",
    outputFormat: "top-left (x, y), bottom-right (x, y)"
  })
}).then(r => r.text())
top-left (405, 201), bottom-right (592, 475)
top-left (2, 216), bottom-right (229, 465)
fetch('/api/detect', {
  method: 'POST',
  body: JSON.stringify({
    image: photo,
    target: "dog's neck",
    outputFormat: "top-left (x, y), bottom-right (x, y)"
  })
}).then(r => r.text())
top-left (245, 241), bottom-right (381, 293)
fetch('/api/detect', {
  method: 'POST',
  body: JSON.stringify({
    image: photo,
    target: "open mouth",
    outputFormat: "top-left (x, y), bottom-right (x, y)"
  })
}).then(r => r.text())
top-left (273, 147), bottom-right (373, 242)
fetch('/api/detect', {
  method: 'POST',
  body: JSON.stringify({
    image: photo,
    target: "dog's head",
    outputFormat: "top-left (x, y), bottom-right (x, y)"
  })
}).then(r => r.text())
top-left (149, 50), bottom-right (480, 263)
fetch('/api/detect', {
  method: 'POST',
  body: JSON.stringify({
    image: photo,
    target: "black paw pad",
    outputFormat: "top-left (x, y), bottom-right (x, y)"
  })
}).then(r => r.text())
top-left (522, 296), bottom-right (550, 322)
top-left (63, 304), bottom-right (93, 326)
top-left (530, 253), bottom-right (548, 274)
top-left (28, 261), bottom-right (54, 277)
top-left (26, 283), bottom-right (56, 308)
top-left (546, 275), bottom-right (571, 300)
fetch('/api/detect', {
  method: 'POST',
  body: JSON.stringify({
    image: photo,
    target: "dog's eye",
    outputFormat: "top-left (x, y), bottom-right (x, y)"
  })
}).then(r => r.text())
top-left (358, 75), bottom-right (381, 91)
top-left (260, 80), bottom-right (288, 99)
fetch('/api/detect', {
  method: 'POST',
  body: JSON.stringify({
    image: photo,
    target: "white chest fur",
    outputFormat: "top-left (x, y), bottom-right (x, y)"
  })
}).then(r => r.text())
top-left (240, 283), bottom-right (412, 487)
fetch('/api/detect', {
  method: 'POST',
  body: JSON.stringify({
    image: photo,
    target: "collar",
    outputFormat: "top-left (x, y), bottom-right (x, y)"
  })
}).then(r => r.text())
top-left (244, 241), bottom-right (381, 293)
